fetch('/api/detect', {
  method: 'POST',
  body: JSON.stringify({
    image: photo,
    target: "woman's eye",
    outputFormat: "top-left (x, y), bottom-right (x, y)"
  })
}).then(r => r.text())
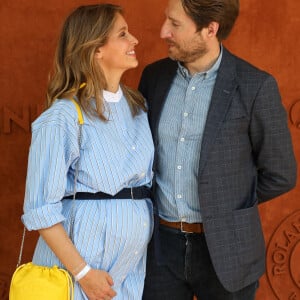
top-left (119, 31), bottom-right (126, 37)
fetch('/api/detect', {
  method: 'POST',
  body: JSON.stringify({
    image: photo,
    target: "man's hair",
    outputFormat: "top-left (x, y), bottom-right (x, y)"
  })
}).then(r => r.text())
top-left (181, 0), bottom-right (239, 41)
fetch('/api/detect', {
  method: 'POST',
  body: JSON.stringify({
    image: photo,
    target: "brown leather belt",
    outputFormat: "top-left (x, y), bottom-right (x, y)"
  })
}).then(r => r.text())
top-left (159, 218), bottom-right (204, 234)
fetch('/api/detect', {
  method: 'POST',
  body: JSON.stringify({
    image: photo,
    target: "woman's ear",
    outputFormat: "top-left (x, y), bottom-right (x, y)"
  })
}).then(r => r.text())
top-left (94, 47), bottom-right (103, 59)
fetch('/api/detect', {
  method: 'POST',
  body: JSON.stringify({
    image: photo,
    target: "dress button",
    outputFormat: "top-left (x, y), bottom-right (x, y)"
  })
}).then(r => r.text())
top-left (191, 86), bottom-right (196, 90)
top-left (183, 112), bottom-right (189, 117)
top-left (180, 137), bottom-right (185, 142)
top-left (177, 165), bottom-right (182, 170)
top-left (177, 194), bottom-right (182, 199)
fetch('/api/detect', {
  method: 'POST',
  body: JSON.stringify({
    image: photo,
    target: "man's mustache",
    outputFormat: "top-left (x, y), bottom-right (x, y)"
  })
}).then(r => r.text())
top-left (164, 38), bottom-right (178, 47)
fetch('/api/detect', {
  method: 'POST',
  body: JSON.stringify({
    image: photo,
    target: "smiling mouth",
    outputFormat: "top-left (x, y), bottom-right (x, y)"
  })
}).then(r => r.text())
top-left (126, 50), bottom-right (136, 55)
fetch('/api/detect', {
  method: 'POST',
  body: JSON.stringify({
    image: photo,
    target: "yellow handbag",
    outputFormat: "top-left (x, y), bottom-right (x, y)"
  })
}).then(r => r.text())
top-left (9, 262), bottom-right (74, 300)
top-left (9, 99), bottom-right (84, 300)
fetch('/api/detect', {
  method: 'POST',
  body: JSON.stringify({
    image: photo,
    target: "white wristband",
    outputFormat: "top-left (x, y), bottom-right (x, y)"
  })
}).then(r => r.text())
top-left (74, 264), bottom-right (91, 281)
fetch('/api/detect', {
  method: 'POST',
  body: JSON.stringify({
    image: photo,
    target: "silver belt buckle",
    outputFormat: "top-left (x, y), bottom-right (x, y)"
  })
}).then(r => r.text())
top-left (131, 187), bottom-right (134, 200)
top-left (180, 221), bottom-right (193, 233)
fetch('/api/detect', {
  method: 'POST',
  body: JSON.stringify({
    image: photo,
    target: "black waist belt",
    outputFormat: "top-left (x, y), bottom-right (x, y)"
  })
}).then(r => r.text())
top-left (63, 186), bottom-right (151, 200)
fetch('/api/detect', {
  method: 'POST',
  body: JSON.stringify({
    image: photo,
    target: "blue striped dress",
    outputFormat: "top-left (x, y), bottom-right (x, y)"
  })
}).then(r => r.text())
top-left (22, 87), bottom-right (154, 299)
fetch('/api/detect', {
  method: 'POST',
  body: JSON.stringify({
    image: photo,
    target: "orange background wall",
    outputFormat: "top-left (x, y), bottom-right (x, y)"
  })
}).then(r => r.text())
top-left (0, 1), bottom-right (299, 299)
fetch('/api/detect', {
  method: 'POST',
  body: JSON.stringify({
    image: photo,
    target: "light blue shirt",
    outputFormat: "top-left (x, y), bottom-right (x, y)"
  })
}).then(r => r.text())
top-left (22, 88), bottom-right (154, 299)
top-left (157, 48), bottom-right (223, 223)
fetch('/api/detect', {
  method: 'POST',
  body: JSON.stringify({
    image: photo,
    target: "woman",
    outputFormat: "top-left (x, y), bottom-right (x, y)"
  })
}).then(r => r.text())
top-left (22, 4), bottom-right (154, 300)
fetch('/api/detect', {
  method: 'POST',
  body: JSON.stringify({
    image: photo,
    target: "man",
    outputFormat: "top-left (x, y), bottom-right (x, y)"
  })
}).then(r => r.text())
top-left (139, 0), bottom-right (297, 299)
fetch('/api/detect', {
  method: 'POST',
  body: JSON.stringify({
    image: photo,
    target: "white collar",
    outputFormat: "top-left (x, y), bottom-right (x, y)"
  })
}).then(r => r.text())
top-left (103, 86), bottom-right (123, 103)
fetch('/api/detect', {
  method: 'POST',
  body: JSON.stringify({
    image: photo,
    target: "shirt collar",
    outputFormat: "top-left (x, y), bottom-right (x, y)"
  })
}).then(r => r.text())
top-left (103, 85), bottom-right (123, 103)
top-left (177, 44), bottom-right (223, 80)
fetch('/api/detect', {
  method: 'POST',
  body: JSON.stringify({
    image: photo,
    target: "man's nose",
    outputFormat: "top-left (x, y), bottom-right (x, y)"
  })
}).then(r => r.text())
top-left (160, 20), bottom-right (172, 39)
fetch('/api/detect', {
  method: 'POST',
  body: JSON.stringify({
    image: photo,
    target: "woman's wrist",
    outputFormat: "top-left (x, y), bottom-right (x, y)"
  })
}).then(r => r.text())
top-left (72, 262), bottom-right (86, 275)
top-left (74, 264), bottom-right (92, 281)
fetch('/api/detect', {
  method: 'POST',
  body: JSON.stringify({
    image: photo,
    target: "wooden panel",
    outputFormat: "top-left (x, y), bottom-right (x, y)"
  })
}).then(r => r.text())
top-left (0, 0), bottom-right (299, 299)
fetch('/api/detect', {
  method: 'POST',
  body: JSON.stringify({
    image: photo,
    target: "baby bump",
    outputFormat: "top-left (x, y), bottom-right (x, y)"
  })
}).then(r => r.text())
top-left (69, 199), bottom-right (153, 268)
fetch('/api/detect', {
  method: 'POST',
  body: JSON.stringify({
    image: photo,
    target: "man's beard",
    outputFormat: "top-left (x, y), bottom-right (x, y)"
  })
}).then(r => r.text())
top-left (166, 39), bottom-right (208, 63)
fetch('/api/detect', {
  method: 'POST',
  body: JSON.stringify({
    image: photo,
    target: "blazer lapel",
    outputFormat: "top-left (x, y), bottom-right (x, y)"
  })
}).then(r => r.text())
top-left (198, 49), bottom-right (238, 176)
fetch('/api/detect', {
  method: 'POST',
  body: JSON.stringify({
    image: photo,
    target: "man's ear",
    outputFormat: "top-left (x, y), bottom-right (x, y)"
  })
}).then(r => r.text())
top-left (207, 21), bottom-right (219, 37)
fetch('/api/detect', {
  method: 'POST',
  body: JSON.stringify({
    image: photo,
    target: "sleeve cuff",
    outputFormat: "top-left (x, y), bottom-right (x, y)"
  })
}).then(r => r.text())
top-left (21, 203), bottom-right (66, 230)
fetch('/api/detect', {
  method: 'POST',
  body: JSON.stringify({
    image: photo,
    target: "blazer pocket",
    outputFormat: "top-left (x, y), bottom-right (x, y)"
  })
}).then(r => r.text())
top-left (232, 205), bottom-right (265, 267)
top-left (224, 115), bottom-right (247, 121)
top-left (219, 116), bottom-right (249, 139)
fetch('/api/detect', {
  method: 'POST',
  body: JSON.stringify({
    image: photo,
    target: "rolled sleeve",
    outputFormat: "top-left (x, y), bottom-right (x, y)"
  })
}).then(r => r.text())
top-left (22, 202), bottom-right (65, 230)
top-left (22, 102), bottom-right (79, 230)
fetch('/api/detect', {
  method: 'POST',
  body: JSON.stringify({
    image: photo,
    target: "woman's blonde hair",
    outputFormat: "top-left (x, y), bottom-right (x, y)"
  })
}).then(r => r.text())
top-left (47, 4), bottom-right (146, 120)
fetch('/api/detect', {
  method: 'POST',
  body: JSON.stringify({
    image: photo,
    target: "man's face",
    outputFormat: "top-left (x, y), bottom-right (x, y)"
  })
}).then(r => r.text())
top-left (160, 0), bottom-right (208, 63)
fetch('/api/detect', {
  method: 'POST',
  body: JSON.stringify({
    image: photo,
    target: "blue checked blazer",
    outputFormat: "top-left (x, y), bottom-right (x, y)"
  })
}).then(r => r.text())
top-left (138, 47), bottom-right (297, 292)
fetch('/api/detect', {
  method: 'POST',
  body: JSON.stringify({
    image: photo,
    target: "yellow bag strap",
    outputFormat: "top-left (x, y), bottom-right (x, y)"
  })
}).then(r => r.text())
top-left (69, 98), bottom-right (84, 241)
top-left (70, 99), bottom-right (84, 125)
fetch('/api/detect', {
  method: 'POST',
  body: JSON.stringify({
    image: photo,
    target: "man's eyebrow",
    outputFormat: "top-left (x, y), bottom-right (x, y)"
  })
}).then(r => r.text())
top-left (168, 16), bottom-right (181, 23)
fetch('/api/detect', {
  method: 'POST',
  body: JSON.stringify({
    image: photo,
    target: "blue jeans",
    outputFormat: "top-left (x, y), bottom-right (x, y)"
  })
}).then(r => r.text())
top-left (143, 225), bottom-right (258, 300)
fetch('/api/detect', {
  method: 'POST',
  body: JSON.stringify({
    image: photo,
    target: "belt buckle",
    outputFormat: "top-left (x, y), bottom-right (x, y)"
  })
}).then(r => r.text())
top-left (180, 221), bottom-right (193, 234)
top-left (131, 187), bottom-right (134, 200)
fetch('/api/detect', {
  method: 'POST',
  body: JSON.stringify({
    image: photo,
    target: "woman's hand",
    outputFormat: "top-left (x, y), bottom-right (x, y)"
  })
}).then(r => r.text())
top-left (38, 224), bottom-right (116, 299)
top-left (78, 268), bottom-right (117, 300)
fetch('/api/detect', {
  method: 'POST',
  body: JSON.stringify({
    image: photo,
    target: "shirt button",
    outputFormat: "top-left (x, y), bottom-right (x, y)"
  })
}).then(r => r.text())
top-left (191, 86), bottom-right (196, 90)
top-left (143, 222), bottom-right (147, 227)
top-left (177, 165), bottom-right (182, 170)
top-left (132, 146), bottom-right (136, 150)
top-left (177, 194), bottom-right (182, 199)
top-left (135, 251), bottom-right (138, 255)
top-left (180, 137), bottom-right (185, 142)
top-left (183, 112), bottom-right (189, 117)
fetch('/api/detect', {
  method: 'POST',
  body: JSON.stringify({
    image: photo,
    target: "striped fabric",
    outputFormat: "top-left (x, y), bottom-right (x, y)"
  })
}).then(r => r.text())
top-left (156, 48), bottom-right (222, 223)
top-left (22, 88), bottom-right (154, 299)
